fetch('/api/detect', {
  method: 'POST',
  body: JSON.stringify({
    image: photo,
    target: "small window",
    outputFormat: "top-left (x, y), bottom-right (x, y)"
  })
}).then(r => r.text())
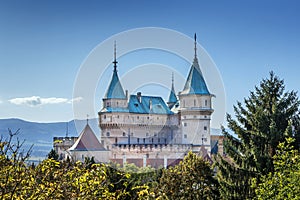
top-left (115, 138), bottom-right (118, 143)
top-left (106, 102), bottom-right (110, 107)
top-left (158, 138), bottom-right (160, 143)
top-left (117, 102), bottom-right (118, 106)
top-left (137, 116), bottom-right (139, 119)
top-left (204, 126), bottom-right (207, 131)
top-left (123, 132), bottom-right (126, 137)
top-left (147, 116), bottom-right (149, 119)
top-left (106, 132), bottom-right (110, 136)
top-left (146, 132), bottom-right (149, 137)
top-left (137, 138), bottom-right (140, 143)
top-left (117, 115), bottom-right (119, 118)
top-left (205, 100), bottom-right (208, 106)
top-left (143, 138), bottom-right (145, 143)
top-left (184, 122), bottom-right (187, 127)
top-left (104, 115), bottom-right (106, 119)
top-left (194, 99), bottom-right (196, 106)
top-left (194, 116), bottom-right (196, 118)
top-left (134, 103), bottom-right (138, 107)
top-left (184, 134), bottom-right (187, 139)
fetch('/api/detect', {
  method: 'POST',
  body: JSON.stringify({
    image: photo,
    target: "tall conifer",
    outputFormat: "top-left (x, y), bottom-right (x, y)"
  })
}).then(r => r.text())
top-left (215, 72), bottom-right (300, 199)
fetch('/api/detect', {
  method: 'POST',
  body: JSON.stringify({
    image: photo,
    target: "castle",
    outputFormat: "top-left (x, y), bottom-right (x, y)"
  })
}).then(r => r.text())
top-left (54, 34), bottom-right (223, 168)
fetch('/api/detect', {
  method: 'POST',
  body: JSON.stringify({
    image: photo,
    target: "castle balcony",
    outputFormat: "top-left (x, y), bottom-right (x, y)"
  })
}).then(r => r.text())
top-left (110, 143), bottom-right (193, 153)
top-left (99, 123), bottom-right (176, 129)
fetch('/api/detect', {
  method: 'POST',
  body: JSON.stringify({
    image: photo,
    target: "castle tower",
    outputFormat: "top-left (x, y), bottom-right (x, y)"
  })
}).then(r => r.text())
top-left (99, 42), bottom-right (128, 149)
top-left (167, 73), bottom-right (178, 109)
top-left (102, 41), bottom-right (128, 109)
top-left (178, 34), bottom-right (214, 152)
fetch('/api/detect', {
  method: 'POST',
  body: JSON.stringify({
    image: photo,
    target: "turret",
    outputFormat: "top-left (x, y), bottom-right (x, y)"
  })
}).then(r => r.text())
top-left (167, 73), bottom-right (178, 109)
top-left (102, 41), bottom-right (128, 109)
top-left (178, 33), bottom-right (214, 152)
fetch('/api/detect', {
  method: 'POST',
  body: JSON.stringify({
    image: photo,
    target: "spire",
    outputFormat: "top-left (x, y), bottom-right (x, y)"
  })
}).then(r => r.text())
top-left (180, 33), bottom-right (210, 95)
top-left (86, 114), bottom-right (89, 125)
top-left (104, 42), bottom-right (126, 99)
top-left (113, 41), bottom-right (118, 72)
top-left (168, 72), bottom-right (177, 108)
top-left (194, 33), bottom-right (197, 59)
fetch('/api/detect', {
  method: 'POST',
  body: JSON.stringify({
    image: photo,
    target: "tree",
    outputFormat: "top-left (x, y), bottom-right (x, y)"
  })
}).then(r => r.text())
top-left (253, 138), bottom-right (300, 200)
top-left (47, 149), bottom-right (59, 160)
top-left (157, 151), bottom-right (219, 200)
top-left (0, 129), bottom-right (33, 199)
top-left (215, 72), bottom-right (300, 199)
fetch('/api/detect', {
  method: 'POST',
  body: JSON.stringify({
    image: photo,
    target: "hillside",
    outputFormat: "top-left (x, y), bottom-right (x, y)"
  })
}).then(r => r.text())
top-left (0, 118), bottom-right (99, 159)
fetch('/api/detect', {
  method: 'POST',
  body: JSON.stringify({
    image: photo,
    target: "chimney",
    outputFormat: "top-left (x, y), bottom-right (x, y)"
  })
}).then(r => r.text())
top-left (137, 92), bottom-right (142, 103)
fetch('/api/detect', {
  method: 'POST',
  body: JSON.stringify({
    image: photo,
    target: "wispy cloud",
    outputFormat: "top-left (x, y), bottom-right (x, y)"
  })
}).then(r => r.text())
top-left (9, 96), bottom-right (83, 107)
top-left (69, 97), bottom-right (83, 104)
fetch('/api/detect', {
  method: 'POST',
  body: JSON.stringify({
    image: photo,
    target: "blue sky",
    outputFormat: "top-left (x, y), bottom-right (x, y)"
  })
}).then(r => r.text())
top-left (1, 0), bottom-right (300, 127)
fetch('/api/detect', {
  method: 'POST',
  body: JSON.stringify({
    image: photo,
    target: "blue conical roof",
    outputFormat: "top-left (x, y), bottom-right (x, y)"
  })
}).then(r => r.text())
top-left (104, 67), bottom-right (126, 99)
top-left (104, 42), bottom-right (126, 99)
top-left (181, 34), bottom-right (210, 95)
top-left (168, 77), bottom-right (177, 103)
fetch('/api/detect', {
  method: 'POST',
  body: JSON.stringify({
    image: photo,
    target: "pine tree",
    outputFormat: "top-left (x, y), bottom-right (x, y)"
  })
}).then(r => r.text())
top-left (215, 72), bottom-right (300, 199)
top-left (47, 149), bottom-right (59, 161)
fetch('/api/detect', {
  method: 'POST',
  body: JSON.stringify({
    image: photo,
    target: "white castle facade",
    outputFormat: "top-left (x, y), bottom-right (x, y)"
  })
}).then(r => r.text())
top-left (54, 35), bottom-right (223, 168)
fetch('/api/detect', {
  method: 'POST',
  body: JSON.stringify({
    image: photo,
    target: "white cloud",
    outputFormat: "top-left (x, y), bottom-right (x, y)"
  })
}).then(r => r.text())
top-left (68, 97), bottom-right (83, 104)
top-left (9, 96), bottom-right (83, 107)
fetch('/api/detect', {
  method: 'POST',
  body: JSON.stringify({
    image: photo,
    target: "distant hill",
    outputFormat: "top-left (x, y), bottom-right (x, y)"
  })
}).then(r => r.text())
top-left (0, 118), bottom-right (100, 159)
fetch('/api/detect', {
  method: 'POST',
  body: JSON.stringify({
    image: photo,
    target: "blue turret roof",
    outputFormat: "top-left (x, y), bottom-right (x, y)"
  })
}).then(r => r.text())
top-left (168, 74), bottom-right (177, 104)
top-left (180, 34), bottom-right (210, 95)
top-left (104, 67), bottom-right (126, 99)
top-left (104, 42), bottom-right (126, 99)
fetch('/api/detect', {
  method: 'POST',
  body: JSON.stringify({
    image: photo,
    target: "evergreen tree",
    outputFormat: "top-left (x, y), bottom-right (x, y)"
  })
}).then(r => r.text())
top-left (215, 72), bottom-right (300, 199)
top-left (47, 149), bottom-right (59, 161)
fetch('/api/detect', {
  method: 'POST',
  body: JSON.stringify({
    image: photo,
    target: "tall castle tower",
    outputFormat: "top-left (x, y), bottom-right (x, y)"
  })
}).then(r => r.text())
top-left (178, 34), bottom-right (214, 152)
top-left (99, 42), bottom-right (128, 150)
